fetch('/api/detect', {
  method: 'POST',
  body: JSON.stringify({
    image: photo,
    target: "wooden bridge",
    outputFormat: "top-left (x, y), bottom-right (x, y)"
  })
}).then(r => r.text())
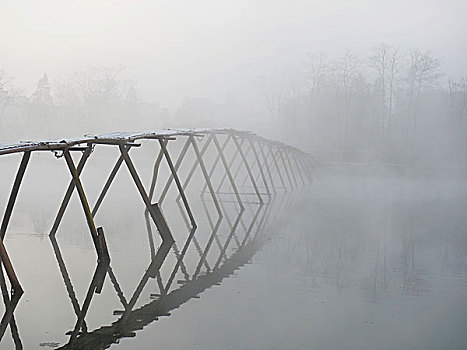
top-left (0, 128), bottom-right (312, 346)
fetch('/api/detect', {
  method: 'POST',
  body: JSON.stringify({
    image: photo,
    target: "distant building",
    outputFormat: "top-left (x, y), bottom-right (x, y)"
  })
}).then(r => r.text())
top-left (32, 73), bottom-right (53, 105)
top-left (0, 87), bottom-right (7, 104)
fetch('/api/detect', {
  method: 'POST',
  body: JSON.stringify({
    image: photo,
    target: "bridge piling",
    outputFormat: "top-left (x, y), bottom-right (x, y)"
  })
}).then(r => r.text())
top-left (50, 145), bottom-right (92, 237)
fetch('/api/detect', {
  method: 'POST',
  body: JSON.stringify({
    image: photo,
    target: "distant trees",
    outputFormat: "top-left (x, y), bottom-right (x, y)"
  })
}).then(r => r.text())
top-left (0, 46), bottom-right (463, 165)
top-left (0, 66), bottom-right (168, 141)
top-left (2, 66), bottom-right (133, 111)
top-left (51, 66), bottom-right (148, 131)
top-left (54, 66), bottom-right (127, 107)
top-left (259, 45), bottom-right (464, 164)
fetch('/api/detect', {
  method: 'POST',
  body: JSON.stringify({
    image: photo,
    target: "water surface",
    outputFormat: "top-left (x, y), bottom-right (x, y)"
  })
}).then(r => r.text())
top-left (1, 162), bottom-right (466, 349)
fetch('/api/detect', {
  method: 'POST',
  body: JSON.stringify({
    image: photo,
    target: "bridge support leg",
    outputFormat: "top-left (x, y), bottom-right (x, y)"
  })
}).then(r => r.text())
top-left (91, 145), bottom-right (133, 218)
top-left (176, 135), bottom-right (213, 201)
top-left (50, 146), bottom-right (92, 237)
top-left (284, 149), bottom-right (298, 187)
top-left (158, 138), bottom-right (197, 229)
top-left (248, 138), bottom-right (271, 197)
top-left (120, 239), bottom-right (172, 324)
top-left (49, 236), bottom-right (89, 332)
top-left (146, 142), bottom-right (167, 258)
top-left (292, 152), bottom-right (306, 186)
top-left (119, 144), bottom-right (174, 244)
top-left (232, 135), bottom-right (263, 204)
top-left (189, 136), bottom-right (223, 218)
top-left (0, 151), bottom-right (30, 296)
top-left (50, 233), bottom-right (126, 337)
top-left (299, 155), bottom-right (313, 184)
top-left (1, 151), bottom-right (31, 240)
top-left (163, 226), bottom-right (197, 293)
top-left (277, 147), bottom-right (294, 190)
top-left (148, 140), bottom-right (167, 202)
top-left (212, 134), bottom-right (244, 210)
top-left (199, 135), bottom-right (229, 195)
top-left (268, 144), bottom-right (287, 192)
top-left (215, 138), bottom-right (246, 193)
top-left (217, 199), bottom-right (241, 248)
top-left (0, 242), bottom-right (22, 296)
top-left (0, 265), bottom-right (23, 343)
top-left (63, 150), bottom-right (110, 262)
top-left (258, 142), bottom-right (276, 194)
top-left (201, 193), bottom-right (228, 252)
top-left (240, 203), bottom-right (264, 246)
top-left (193, 213), bottom-right (222, 278)
top-left (67, 260), bottom-right (109, 346)
top-left (304, 157), bottom-right (313, 183)
top-left (252, 197), bottom-right (275, 242)
top-left (214, 210), bottom-right (244, 269)
top-left (252, 142), bottom-right (270, 191)
top-left (237, 145), bottom-right (254, 188)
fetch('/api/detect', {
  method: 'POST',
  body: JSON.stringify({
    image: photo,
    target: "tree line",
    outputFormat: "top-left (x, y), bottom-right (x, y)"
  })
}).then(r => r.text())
top-left (0, 66), bottom-right (169, 141)
top-left (1, 44), bottom-right (466, 166)
top-left (259, 44), bottom-right (467, 166)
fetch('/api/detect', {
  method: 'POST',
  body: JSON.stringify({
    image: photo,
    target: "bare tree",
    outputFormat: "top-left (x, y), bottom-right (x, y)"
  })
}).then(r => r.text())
top-left (333, 50), bottom-right (361, 105)
top-left (330, 50), bottom-right (361, 145)
top-left (387, 47), bottom-right (402, 132)
top-left (406, 49), bottom-right (442, 133)
top-left (54, 65), bottom-right (125, 107)
top-left (369, 43), bottom-right (403, 138)
top-left (305, 52), bottom-right (328, 113)
top-left (369, 43), bottom-right (390, 136)
top-left (259, 71), bottom-right (286, 133)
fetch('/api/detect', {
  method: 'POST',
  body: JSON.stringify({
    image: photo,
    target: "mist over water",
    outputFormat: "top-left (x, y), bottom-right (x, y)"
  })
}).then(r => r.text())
top-left (1, 158), bottom-right (466, 349)
top-left (1, 1), bottom-right (467, 349)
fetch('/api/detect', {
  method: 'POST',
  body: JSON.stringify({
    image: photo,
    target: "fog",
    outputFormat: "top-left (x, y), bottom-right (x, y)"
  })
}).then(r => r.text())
top-left (1, 1), bottom-right (467, 349)
top-left (1, 1), bottom-right (467, 159)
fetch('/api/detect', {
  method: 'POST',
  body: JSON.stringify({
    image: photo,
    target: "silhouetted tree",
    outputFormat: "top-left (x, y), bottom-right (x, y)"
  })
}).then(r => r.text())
top-left (369, 43), bottom-right (390, 135)
top-left (406, 49), bottom-right (442, 134)
top-left (54, 65), bottom-right (125, 107)
top-left (369, 43), bottom-right (403, 138)
top-left (387, 47), bottom-right (402, 132)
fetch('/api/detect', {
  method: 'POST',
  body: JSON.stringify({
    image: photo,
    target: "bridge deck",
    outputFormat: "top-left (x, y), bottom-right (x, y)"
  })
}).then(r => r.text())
top-left (0, 128), bottom-right (303, 156)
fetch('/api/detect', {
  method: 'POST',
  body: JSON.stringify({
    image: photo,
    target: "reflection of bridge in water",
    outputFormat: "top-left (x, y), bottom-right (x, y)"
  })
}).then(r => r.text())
top-left (0, 129), bottom-right (312, 348)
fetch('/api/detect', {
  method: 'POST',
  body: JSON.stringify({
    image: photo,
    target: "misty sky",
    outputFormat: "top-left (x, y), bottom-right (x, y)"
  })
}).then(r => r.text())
top-left (1, 0), bottom-right (466, 110)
